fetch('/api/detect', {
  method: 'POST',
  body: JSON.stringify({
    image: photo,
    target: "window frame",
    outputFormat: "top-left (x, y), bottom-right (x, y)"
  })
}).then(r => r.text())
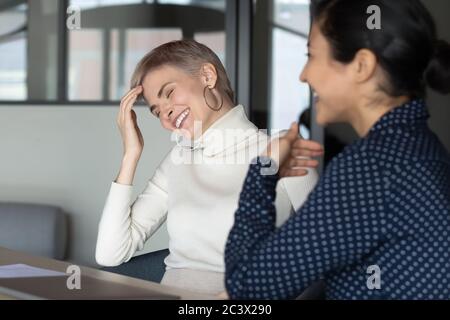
top-left (0, 0), bottom-right (251, 107)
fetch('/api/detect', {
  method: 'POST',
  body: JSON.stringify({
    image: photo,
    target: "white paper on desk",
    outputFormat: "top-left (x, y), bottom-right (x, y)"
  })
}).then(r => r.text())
top-left (0, 264), bottom-right (66, 279)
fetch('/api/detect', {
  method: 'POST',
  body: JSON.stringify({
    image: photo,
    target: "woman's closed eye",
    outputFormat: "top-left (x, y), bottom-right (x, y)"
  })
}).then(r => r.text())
top-left (166, 88), bottom-right (174, 99)
top-left (150, 107), bottom-right (160, 118)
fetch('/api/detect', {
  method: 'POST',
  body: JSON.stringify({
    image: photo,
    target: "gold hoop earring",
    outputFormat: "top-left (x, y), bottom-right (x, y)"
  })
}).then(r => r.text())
top-left (203, 86), bottom-right (223, 112)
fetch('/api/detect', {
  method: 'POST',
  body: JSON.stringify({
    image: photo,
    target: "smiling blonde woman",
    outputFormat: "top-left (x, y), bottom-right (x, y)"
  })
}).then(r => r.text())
top-left (95, 40), bottom-right (320, 296)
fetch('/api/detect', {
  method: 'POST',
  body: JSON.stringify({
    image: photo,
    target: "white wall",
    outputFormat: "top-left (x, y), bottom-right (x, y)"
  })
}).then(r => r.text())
top-left (0, 105), bottom-right (173, 266)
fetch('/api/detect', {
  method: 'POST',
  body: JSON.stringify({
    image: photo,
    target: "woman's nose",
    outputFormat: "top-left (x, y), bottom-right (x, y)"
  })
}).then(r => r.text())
top-left (161, 104), bottom-right (174, 119)
top-left (299, 67), bottom-right (308, 83)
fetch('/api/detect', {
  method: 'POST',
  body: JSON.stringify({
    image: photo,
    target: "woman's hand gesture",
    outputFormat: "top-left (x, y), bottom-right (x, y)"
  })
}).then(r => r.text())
top-left (117, 86), bottom-right (145, 160)
top-left (264, 123), bottom-right (324, 178)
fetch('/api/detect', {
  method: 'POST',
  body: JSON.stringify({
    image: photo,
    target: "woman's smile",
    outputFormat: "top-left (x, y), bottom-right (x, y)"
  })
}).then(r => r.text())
top-left (174, 108), bottom-right (191, 129)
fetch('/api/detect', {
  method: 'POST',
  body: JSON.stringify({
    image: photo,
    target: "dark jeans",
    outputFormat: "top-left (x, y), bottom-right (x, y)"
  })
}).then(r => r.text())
top-left (101, 249), bottom-right (170, 283)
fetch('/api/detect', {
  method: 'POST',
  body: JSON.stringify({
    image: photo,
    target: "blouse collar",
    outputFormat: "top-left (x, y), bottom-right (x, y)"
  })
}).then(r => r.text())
top-left (369, 99), bottom-right (429, 135)
top-left (175, 105), bottom-right (259, 157)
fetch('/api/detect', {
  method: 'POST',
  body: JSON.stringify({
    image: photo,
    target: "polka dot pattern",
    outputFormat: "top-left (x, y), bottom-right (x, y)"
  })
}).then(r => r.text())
top-left (225, 99), bottom-right (450, 300)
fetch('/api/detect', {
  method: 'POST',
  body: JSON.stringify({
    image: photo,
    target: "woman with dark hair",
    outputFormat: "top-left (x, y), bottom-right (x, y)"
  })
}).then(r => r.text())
top-left (224, 0), bottom-right (450, 299)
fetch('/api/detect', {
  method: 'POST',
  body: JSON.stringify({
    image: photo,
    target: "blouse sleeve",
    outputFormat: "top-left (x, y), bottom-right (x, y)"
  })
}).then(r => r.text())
top-left (225, 154), bottom-right (387, 299)
top-left (95, 156), bottom-right (170, 267)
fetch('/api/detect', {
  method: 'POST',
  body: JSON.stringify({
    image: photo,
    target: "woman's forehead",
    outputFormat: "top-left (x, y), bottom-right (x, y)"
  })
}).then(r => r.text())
top-left (309, 23), bottom-right (324, 48)
top-left (143, 65), bottom-right (190, 86)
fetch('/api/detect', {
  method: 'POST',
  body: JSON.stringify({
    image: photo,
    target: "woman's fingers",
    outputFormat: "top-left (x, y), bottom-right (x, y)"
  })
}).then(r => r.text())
top-left (280, 167), bottom-right (309, 178)
top-left (131, 109), bottom-right (138, 126)
top-left (291, 139), bottom-right (324, 158)
top-left (291, 148), bottom-right (324, 158)
top-left (279, 152), bottom-right (319, 177)
top-left (120, 86), bottom-right (142, 106)
top-left (122, 88), bottom-right (143, 125)
top-left (116, 87), bottom-right (145, 158)
top-left (283, 122), bottom-right (300, 142)
top-left (125, 99), bottom-right (139, 129)
top-left (122, 87), bottom-right (142, 112)
top-left (119, 87), bottom-right (143, 125)
top-left (131, 110), bottom-right (142, 134)
top-left (119, 88), bottom-right (138, 122)
top-left (288, 157), bottom-right (319, 168)
top-left (292, 138), bottom-right (324, 152)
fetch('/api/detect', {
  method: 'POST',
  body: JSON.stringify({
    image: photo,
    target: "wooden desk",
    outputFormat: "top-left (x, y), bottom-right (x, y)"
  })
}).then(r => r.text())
top-left (0, 247), bottom-right (213, 300)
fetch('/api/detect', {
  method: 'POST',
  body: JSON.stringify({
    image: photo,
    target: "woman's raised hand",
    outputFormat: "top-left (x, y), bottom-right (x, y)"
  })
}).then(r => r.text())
top-left (263, 123), bottom-right (324, 178)
top-left (279, 129), bottom-right (324, 178)
top-left (117, 86), bottom-right (145, 160)
top-left (115, 86), bottom-right (145, 186)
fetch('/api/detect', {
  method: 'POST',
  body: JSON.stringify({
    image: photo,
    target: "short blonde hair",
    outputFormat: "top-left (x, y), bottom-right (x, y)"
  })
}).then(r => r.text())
top-left (131, 40), bottom-right (235, 103)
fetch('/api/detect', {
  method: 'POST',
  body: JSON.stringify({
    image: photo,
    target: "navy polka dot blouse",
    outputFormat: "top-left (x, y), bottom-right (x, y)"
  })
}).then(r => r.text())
top-left (225, 99), bottom-right (450, 300)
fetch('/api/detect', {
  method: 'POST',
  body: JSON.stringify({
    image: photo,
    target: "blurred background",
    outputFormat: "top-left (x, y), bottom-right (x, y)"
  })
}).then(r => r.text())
top-left (0, 0), bottom-right (448, 266)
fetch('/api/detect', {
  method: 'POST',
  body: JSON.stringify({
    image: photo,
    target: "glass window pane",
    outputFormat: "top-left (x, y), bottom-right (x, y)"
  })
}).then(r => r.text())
top-left (0, 5), bottom-right (27, 35)
top-left (157, 0), bottom-right (225, 11)
top-left (0, 38), bottom-right (27, 101)
top-left (68, 0), bottom-right (226, 101)
top-left (268, 0), bottom-right (310, 138)
top-left (68, 30), bottom-right (103, 100)
top-left (194, 31), bottom-right (226, 65)
top-left (270, 28), bottom-right (310, 136)
top-left (0, 5), bottom-right (27, 101)
top-left (273, 0), bottom-right (310, 34)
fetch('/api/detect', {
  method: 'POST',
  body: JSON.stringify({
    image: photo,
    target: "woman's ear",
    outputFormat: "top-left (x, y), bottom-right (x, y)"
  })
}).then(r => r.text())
top-left (200, 63), bottom-right (218, 88)
top-left (352, 49), bottom-right (377, 84)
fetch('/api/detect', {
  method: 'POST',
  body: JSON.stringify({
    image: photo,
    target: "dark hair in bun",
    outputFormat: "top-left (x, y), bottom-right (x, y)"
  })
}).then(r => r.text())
top-left (425, 39), bottom-right (450, 94)
top-left (311, 0), bottom-right (450, 98)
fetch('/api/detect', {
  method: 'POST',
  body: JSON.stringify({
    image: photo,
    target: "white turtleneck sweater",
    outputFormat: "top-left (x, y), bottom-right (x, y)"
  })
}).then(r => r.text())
top-left (95, 105), bottom-right (318, 295)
